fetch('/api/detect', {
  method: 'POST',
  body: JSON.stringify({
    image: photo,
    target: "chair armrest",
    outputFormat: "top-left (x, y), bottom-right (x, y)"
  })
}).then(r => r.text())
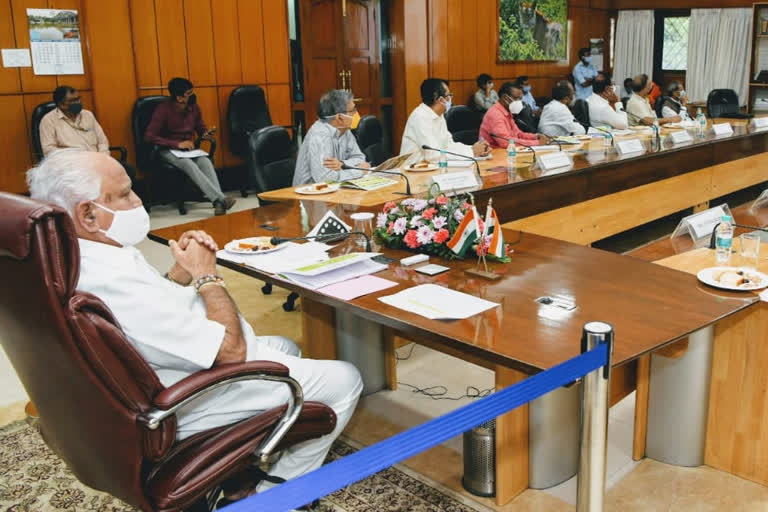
top-left (109, 145), bottom-right (128, 163)
top-left (155, 361), bottom-right (288, 410)
top-left (195, 136), bottom-right (217, 161)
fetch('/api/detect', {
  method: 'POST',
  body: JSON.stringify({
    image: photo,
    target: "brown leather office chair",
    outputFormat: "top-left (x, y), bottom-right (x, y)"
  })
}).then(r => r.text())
top-left (0, 192), bottom-right (337, 511)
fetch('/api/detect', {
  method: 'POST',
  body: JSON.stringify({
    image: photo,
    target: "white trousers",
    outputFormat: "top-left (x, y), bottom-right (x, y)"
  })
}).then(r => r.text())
top-left (176, 336), bottom-right (363, 488)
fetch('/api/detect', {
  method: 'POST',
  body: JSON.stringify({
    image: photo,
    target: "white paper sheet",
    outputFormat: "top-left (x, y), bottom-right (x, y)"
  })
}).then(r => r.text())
top-left (170, 149), bottom-right (209, 159)
top-left (378, 284), bottom-right (499, 320)
top-left (216, 241), bottom-right (331, 274)
top-left (1, 49), bottom-right (31, 67)
top-left (280, 253), bottom-right (387, 289)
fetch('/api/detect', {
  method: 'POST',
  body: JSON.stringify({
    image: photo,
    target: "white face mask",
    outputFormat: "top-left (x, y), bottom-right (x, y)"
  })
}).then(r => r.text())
top-left (508, 99), bottom-right (524, 115)
top-left (92, 202), bottom-right (150, 247)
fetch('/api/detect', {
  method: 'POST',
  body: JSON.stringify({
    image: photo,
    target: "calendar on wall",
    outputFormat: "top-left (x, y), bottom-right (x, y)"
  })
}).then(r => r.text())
top-left (26, 8), bottom-right (84, 75)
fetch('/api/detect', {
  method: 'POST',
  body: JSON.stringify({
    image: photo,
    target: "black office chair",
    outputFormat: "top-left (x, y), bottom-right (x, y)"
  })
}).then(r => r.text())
top-left (706, 89), bottom-right (752, 119)
top-left (132, 96), bottom-right (217, 215)
top-left (572, 99), bottom-right (590, 131)
top-left (514, 104), bottom-right (539, 133)
top-left (227, 85), bottom-right (274, 197)
top-left (354, 115), bottom-right (389, 166)
top-left (654, 96), bottom-right (666, 118)
top-left (445, 106), bottom-right (482, 145)
top-left (31, 101), bottom-right (129, 165)
top-left (621, 97), bottom-right (629, 110)
top-left (247, 126), bottom-right (299, 312)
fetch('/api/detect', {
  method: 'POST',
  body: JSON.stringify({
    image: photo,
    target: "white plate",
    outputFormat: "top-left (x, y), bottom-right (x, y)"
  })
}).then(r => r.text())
top-left (224, 237), bottom-right (286, 255)
top-left (405, 164), bottom-right (439, 172)
top-left (295, 183), bottom-right (341, 195)
top-left (696, 266), bottom-right (768, 291)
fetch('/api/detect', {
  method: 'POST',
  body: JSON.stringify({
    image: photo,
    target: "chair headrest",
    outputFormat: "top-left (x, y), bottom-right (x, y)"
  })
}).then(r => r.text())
top-left (0, 193), bottom-right (64, 260)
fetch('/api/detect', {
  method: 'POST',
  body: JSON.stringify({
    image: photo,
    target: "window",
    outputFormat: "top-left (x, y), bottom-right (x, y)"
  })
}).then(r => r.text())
top-left (662, 16), bottom-right (689, 71)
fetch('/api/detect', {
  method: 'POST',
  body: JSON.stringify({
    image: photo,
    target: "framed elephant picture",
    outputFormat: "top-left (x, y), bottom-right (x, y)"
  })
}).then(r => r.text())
top-left (498, 0), bottom-right (568, 62)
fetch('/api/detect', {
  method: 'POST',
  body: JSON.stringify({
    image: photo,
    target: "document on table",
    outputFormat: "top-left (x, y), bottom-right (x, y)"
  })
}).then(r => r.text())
top-left (170, 149), bottom-right (209, 159)
top-left (279, 252), bottom-right (387, 290)
top-left (318, 275), bottom-right (398, 300)
top-left (378, 284), bottom-right (499, 320)
top-left (216, 241), bottom-right (331, 274)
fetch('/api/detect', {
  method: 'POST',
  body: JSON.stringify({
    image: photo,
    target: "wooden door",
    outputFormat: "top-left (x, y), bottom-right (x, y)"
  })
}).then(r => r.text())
top-left (300, 0), bottom-right (345, 124)
top-left (342, 0), bottom-right (379, 117)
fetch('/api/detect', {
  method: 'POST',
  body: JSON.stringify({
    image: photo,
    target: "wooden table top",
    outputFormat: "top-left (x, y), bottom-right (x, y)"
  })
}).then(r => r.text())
top-left (150, 202), bottom-right (753, 374)
top-left (259, 121), bottom-right (768, 224)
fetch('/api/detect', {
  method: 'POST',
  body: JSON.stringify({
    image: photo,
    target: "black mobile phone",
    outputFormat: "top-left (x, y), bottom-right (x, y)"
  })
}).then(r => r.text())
top-left (372, 255), bottom-right (396, 264)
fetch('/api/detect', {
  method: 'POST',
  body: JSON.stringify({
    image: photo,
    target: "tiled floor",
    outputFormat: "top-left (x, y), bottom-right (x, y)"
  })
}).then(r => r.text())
top-left (2, 193), bottom-right (768, 510)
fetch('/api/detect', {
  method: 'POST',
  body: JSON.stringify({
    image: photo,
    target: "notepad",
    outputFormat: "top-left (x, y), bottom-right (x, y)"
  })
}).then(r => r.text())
top-left (279, 253), bottom-right (387, 289)
top-left (378, 284), bottom-right (499, 320)
top-left (340, 175), bottom-right (397, 191)
top-left (318, 275), bottom-right (398, 300)
top-left (170, 149), bottom-right (209, 158)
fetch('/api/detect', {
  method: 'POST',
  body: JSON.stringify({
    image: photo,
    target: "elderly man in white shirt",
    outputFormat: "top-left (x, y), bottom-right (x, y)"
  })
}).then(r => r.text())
top-left (587, 77), bottom-right (628, 130)
top-left (27, 149), bottom-right (362, 505)
top-left (626, 74), bottom-right (681, 127)
top-left (538, 81), bottom-right (586, 137)
top-left (400, 78), bottom-right (490, 162)
top-left (293, 89), bottom-right (369, 186)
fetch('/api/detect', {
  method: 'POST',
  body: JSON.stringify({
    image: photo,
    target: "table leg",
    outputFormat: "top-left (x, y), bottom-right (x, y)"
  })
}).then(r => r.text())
top-left (383, 328), bottom-right (397, 390)
top-left (494, 365), bottom-right (529, 506)
top-left (301, 297), bottom-right (337, 360)
top-left (633, 354), bottom-right (650, 461)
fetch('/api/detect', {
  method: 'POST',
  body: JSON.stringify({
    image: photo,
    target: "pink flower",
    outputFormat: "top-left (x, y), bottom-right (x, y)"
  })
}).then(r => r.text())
top-left (387, 221), bottom-right (394, 234)
top-left (462, 202), bottom-right (472, 210)
top-left (422, 207), bottom-right (437, 220)
top-left (404, 230), bottom-right (420, 249)
top-left (436, 195), bottom-right (448, 205)
top-left (383, 201), bottom-right (397, 213)
top-left (433, 228), bottom-right (450, 244)
top-left (416, 225), bottom-right (435, 245)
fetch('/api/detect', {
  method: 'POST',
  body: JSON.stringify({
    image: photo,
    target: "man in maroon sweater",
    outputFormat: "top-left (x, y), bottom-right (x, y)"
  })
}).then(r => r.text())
top-left (145, 77), bottom-right (234, 215)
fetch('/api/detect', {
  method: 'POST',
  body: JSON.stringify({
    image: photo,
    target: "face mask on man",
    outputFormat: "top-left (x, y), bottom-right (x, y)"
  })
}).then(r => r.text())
top-left (582, 56), bottom-right (592, 64)
top-left (523, 85), bottom-right (532, 93)
top-left (68, 102), bottom-right (83, 115)
top-left (442, 96), bottom-right (452, 111)
top-left (340, 111), bottom-right (361, 129)
top-left (508, 99), bottom-right (524, 115)
top-left (92, 202), bottom-right (150, 247)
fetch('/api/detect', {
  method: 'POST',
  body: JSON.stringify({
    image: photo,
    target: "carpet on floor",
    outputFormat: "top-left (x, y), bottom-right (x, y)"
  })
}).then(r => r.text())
top-left (0, 420), bottom-right (484, 512)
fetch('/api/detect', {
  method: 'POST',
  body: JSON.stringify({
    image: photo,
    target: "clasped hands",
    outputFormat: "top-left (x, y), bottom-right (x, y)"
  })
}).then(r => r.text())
top-left (167, 230), bottom-right (219, 285)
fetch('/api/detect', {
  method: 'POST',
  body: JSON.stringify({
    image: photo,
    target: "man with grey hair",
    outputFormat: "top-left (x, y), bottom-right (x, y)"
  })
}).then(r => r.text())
top-left (292, 89), bottom-right (370, 186)
top-left (27, 149), bottom-right (363, 504)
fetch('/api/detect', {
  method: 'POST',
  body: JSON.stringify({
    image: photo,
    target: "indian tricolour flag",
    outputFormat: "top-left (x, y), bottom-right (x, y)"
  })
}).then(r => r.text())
top-left (483, 205), bottom-right (505, 258)
top-left (446, 207), bottom-right (478, 257)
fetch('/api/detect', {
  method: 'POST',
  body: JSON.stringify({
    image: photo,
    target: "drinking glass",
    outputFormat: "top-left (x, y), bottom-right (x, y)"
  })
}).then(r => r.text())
top-left (739, 232), bottom-right (761, 269)
top-left (350, 212), bottom-right (374, 250)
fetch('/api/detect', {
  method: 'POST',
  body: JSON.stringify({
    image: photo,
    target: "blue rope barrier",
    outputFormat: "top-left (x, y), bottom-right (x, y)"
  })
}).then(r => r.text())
top-left (221, 343), bottom-right (610, 512)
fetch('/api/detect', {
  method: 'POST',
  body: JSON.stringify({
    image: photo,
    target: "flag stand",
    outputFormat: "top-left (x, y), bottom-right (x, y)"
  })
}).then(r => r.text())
top-left (464, 197), bottom-right (501, 281)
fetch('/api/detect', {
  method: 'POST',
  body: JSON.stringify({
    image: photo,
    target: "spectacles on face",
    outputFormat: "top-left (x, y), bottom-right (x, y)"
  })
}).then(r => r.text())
top-left (442, 92), bottom-right (454, 100)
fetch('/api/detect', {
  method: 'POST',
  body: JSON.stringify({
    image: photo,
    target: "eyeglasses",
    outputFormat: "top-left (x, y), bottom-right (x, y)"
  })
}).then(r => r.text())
top-left (442, 93), bottom-right (454, 99)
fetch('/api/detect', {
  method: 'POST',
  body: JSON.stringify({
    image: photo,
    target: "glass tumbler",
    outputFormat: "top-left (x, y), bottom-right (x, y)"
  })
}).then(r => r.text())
top-left (350, 212), bottom-right (374, 250)
top-left (739, 232), bottom-right (761, 269)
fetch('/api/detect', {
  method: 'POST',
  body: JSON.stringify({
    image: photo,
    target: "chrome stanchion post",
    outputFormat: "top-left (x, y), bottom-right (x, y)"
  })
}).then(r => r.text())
top-left (576, 321), bottom-right (614, 512)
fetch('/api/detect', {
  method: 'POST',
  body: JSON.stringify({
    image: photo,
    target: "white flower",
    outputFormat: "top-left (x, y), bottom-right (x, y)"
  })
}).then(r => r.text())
top-left (393, 217), bottom-right (408, 235)
top-left (432, 215), bottom-right (447, 229)
top-left (416, 225), bottom-right (435, 245)
top-left (376, 212), bottom-right (388, 228)
top-left (412, 199), bottom-right (428, 211)
top-left (410, 215), bottom-right (423, 228)
top-left (454, 210), bottom-right (465, 222)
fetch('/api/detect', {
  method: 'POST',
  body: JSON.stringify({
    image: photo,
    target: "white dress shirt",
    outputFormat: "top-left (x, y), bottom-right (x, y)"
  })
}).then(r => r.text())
top-left (626, 93), bottom-right (656, 126)
top-left (537, 100), bottom-right (586, 137)
top-left (661, 98), bottom-right (690, 121)
top-left (587, 94), bottom-right (628, 130)
top-left (400, 103), bottom-right (473, 162)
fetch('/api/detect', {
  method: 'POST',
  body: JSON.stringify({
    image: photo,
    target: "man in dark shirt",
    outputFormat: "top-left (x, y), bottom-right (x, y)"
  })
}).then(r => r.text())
top-left (145, 77), bottom-right (234, 215)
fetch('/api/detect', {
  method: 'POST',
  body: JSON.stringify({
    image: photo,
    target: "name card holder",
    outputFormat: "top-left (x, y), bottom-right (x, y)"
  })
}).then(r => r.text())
top-left (670, 203), bottom-right (732, 245)
top-left (669, 130), bottom-right (693, 145)
top-left (535, 151), bottom-right (572, 172)
top-left (712, 122), bottom-right (733, 136)
top-left (615, 138), bottom-right (645, 156)
top-left (430, 170), bottom-right (480, 194)
top-left (750, 188), bottom-right (768, 214)
top-left (751, 117), bottom-right (768, 131)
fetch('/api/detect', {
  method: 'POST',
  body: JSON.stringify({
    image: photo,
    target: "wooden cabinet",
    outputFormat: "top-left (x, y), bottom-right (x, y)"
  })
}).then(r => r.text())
top-left (748, 2), bottom-right (768, 113)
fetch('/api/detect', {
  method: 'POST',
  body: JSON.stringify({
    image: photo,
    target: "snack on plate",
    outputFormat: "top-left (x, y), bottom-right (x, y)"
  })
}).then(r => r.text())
top-left (713, 269), bottom-right (762, 288)
top-left (412, 161), bottom-right (432, 170)
top-left (237, 237), bottom-right (274, 252)
top-left (315, 183), bottom-right (329, 190)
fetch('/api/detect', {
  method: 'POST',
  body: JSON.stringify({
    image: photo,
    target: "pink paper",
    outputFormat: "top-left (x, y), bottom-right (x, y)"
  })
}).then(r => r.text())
top-left (318, 275), bottom-right (398, 301)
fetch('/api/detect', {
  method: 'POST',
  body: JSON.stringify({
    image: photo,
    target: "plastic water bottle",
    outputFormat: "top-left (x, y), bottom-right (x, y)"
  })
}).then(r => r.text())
top-left (438, 149), bottom-right (448, 173)
top-left (507, 145), bottom-right (516, 168)
top-left (696, 109), bottom-right (706, 139)
top-left (715, 215), bottom-right (734, 264)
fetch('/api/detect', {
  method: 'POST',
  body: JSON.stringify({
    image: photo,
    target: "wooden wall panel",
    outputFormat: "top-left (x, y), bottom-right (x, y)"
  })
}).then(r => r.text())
top-left (211, 0), bottom-right (242, 86)
top-left (0, 0), bottom-right (21, 93)
top-left (614, 0), bottom-right (751, 8)
top-left (83, 0), bottom-right (137, 161)
top-left (154, 0), bottom-right (188, 86)
top-left (0, 95), bottom-right (32, 192)
top-left (267, 84), bottom-right (292, 127)
top-left (194, 85), bottom-right (219, 142)
top-left (216, 84), bottom-right (242, 168)
top-left (183, 0), bottom-right (216, 87)
top-left (12, 0), bottom-right (57, 93)
top-left (262, 0), bottom-right (291, 84)
top-left (239, 0), bottom-right (266, 84)
top-left (129, 0), bottom-right (161, 88)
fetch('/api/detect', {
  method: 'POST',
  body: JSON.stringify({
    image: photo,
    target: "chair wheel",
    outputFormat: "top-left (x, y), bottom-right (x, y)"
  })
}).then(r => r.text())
top-left (179, 206), bottom-right (188, 215)
top-left (261, 283), bottom-right (272, 295)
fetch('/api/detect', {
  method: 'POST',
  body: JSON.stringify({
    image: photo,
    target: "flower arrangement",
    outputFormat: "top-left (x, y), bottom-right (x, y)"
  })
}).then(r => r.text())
top-left (373, 189), bottom-right (510, 262)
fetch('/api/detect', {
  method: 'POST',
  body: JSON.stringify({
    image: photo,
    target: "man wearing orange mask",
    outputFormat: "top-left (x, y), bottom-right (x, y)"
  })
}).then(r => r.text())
top-left (293, 89), bottom-right (370, 186)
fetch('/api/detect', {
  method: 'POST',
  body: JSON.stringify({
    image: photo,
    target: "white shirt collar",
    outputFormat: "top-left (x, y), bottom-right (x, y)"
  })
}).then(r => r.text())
top-left (416, 102), bottom-right (442, 121)
top-left (589, 94), bottom-right (609, 106)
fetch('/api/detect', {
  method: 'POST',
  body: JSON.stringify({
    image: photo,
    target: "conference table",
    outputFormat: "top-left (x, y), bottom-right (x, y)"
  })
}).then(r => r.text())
top-left (149, 201), bottom-right (753, 505)
top-left (260, 119), bottom-right (768, 246)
